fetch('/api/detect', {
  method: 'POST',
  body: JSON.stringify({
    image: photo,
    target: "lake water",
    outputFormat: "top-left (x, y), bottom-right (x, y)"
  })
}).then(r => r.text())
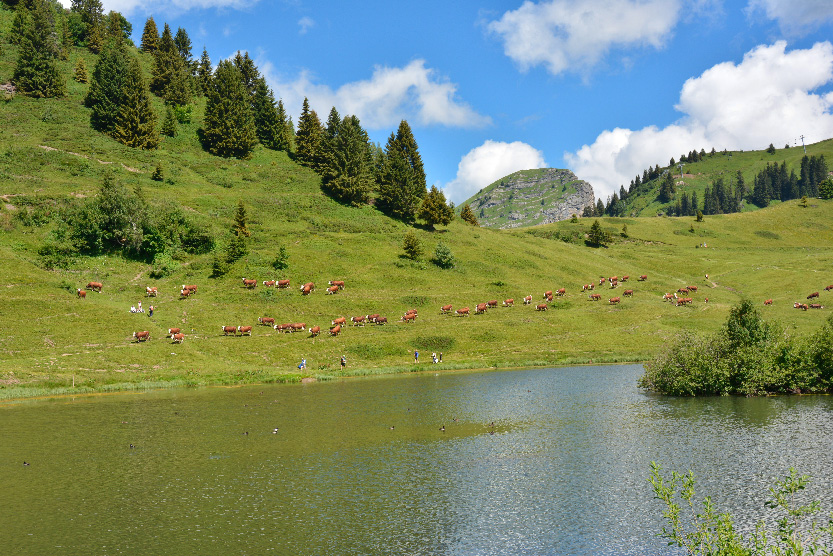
top-left (3, 364), bottom-right (833, 555)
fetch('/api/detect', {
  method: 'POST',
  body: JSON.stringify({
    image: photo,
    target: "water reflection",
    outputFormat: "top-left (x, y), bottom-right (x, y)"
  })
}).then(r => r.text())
top-left (2, 364), bottom-right (832, 555)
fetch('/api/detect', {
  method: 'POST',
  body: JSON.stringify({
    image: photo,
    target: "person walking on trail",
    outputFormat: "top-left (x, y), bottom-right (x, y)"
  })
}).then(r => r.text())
top-left (340, 355), bottom-right (346, 370)
top-left (414, 350), bottom-right (419, 363)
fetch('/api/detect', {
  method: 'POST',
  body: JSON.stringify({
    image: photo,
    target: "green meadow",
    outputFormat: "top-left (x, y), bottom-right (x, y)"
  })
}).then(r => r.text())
top-left (2, 5), bottom-right (833, 399)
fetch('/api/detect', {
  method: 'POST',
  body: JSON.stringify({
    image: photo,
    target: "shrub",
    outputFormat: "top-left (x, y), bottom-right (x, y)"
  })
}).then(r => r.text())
top-left (149, 252), bottom-right (179, 278)
top-left (432, 242), bottom-right (455, 269)
top-left (272, 245), bottom-right (289, 270)
top-left (402, 229), bottom-right (423, 260)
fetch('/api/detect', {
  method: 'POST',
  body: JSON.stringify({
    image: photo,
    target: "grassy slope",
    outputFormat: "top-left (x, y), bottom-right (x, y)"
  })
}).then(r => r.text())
top-left (623, 141), bottom-right (833, 216)
top-left (2, 7), bottom-right (833, 398)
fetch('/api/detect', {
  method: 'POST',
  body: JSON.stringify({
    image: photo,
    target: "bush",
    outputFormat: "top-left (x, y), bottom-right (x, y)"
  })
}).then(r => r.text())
top-left (432, 242), bottom-right (455, 269)
top-left (149, 252), bottom-right (179, 278)
top-left (272, 245), bottom-right (289, 271)
top-left (402, 229), bottom-right (422, 260)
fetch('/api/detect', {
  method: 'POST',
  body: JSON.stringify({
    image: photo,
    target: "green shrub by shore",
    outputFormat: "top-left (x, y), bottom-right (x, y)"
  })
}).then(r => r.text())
top-left (639, 299), bottom-right (833, 396)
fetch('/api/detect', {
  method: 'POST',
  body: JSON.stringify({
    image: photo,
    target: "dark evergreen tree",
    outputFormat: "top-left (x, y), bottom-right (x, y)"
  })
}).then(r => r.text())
top-left (196, 47), bottom-right (212, 96)
top-left (766, 143), bottom-right (776, 154)
top-left (595, 198), bottom-right (605, 217)
top-left (112, 55), bottom-right (159, 149)
top-left (105, 11), bottom-right (130, 42)
top-left (13, 0), bottom-right (66, 98)
top-left (680, 192), bottom-right (689, 216)
top-left (252, 78), bottom-right (281, 149)
top-left (418, 185), bottom-right (454, 229)
top-left (670, 157), bottom-right (676, 167)
top-left (85, 18), bottom-right (103, 53)
top-left (819, 178), bottom-right (833, 200)
top-left (74, 57), bottom-right (88, 83)
top-left (402, 229), bottom-right (423, 260)
top-left (376, 120), bottom-right (427, 222)
top-left (657, 172), bottom-right (676, 203)
top-left (588, 220), bottom-right (607, 247)
top-left (460, 203), bottom-right (479, 226)
top-left (151, 23), bottom-right (190, 105)
top-left (173, 27), bottom-right (193, 67)
top-left (70, 0), bottom-right (103, 45)
top-left (703, 185), bottom-right (713, 214)
top-left (202, 59), bottom-right (257, 159)
top-left (232, 50), bottom-right (259, 98)
top-left (140, 16), bottom-right (158, 53)
top-left (690, 191), bottom-right (699, 216)
top-left (86, 39), bottom-right (129, 132)
top-left (151, 161), bottom-right (164, 181)
top-left (619, 185), bottom-right (627, 201)
top-left (161, 105), bottom-right (177, 137)
top-left (581, 205), bottom-right (593, 218)
top-left (232, 200), bottom-right (250, 237)
top-left (9, 7), bottom-right (30, 46)
top-left (605, 192), bottom-right (619, 216)
top-left (274, 99), bottom-right (293, 153)
top-left (295, 97), bottom-right (323, 167)
top-left (320, 115), bottom-right (373, 206)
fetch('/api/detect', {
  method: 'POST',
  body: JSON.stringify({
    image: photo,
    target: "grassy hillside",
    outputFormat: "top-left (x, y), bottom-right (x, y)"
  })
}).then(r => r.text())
top-left (2, 6), bottom-right (833, 400)
top-left (621, 141), bottom-right (833, 216)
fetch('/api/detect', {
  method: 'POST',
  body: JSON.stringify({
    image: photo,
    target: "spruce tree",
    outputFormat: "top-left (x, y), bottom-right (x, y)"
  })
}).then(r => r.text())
top-left (252, 78), bottom-right (281, 149)
top-left (9, 7), bottom-right (30, 46)
top-left (13, 0), bottom-right (66, 98)
top-left (86, 19), bottom-right (103, 53)
top-left (402, 229), bottom-right (423, 260)
top-left (595, 198), bottom-right (605, 217)
top-left (295, 97), bottom-right (323, 167)
top-left (86, 39), bottom-right (129, 133)
top-left (151, 161), bottom-right (164, 181)
top-left (588, 220), bottom-right (607, 247)
top-left (161, 105), bottom-right (178, 137)
top-left (150, 23), bottom-right (190, 105)
top-left (173, 27), bottom-right (193, 67)
top-left (106, 11), bottom-right (130, 42)
top-left (112, 55), bottom-right (159, 150)
top-left (320, 115), bottom-right (373, 206)
top-left (232, 50), bottom-right (260, 98)
top-left (417, 185), bottom-right (454, 229)
top-left (232, 200), bottom-right (250, 237)
top-left (274, 99), bottom-right (293, 152)
top-left (196, 47), bottom-right (212, 96)
top-left (202, 60), bottom-right (257, 159)
top-left (70, 0), bottom-right (103, 45)
top-left (140, 17), bottom-right (158, 53)
top-left (74, 58), bottom-right (88, 83)
top-left (376, 120), bottom-right (427, 222)
top-left (460, 203), bottom-right (479, 226)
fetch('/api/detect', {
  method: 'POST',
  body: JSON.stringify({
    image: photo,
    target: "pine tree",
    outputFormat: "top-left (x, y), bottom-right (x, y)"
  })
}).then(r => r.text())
top-left (74, 58), bottom-right (88, 83)
top-left (196, 47), bottom-right (212, 96)
top-left (151, 23), bottom-right (190, 105)
top-left (202, 60), bottom-right (257, 159)
top-left (112, 55), bottom-right (159, 150)
top-left (13, 0), bottom-right (66, 98)
top-left (232, 50), bottom-right (260, 98)
top-left (658, 172), bottom-right (676, 203)
top-left (106, 11), bottom-right (130, 42)
top-left (376, 120), bottom-right (427, 222)
top-left (173, 27), bottom-right (193, 67)
top-left (151, 161), bottom-right (164, 181)
top-left (274, 99), bottom-right (293, 152)
top-left (320, 115), bottom-right (373, 206)
top-left (232, 200), bottom-right (250, 237)
top-left (86, 18), bottom-right (103, 53)
top-left (86, 39), bottom-right (129, 132)
top-left (418, 185), bottom-right (454, 229)
top-left (588, 219), bottom-right (607, 247)
top-left (272, 245), bottom-right (289, 271)
top-left (252, 78), bottom-right (281, 149)
top-left (9, 7), bottom-right (30, 46)
top-left (70, 0), bottom-right (103, 46)
top-left (161, 105), bottom-right (178, 137)
top-left (295, 98), bottom-right (323, 167)
top-left (140, 16), bottom-right (158, 53)
top-left (460, 203), bottom-right (479, 226)
top-left (402, 229), bottom-right (423, 260)
top-left (595, 198), bottom-right (605, 216)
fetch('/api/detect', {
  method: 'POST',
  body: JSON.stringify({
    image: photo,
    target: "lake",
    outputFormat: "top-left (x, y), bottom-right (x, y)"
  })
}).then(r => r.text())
top-left (3, 364), bottom-right (832, 555)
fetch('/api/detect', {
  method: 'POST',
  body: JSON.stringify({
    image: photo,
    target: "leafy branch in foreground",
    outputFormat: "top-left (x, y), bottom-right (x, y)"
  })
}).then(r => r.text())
top-left (649, 462), bottom-right (833, 555)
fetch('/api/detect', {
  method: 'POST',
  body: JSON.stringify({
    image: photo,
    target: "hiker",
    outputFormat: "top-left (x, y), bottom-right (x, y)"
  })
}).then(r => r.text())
top-left (432, 352), bottom-right (437, 364)
top-left (414, 350), bottom-right (419, 363)
top-left (148, 305), bottom-right (154, 317)
top-left (340, 355), bottom-right (346, 369)
top-left (137, 301), bottom-right (143, 313)
top-left (439, 352), bottom-right (443, 363)
top-left (298, 358), bottom-right (306, 370)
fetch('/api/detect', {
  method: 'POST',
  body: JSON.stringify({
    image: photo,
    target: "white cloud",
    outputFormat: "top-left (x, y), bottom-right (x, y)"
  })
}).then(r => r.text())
top-left (298, 16), bottom-right (315, 35)
top-left (443, 141), bottom-right (547, 204)
top-left (58, 0), bottom-right (258, 16)
top-left (746, 0), bottom-right (833, 35)
top-left (260, 59), bottom-right (491, 130)
top-left (488, 0), bottom-right (681, 76)
top-left (565, 41), bottom-right (833, 202)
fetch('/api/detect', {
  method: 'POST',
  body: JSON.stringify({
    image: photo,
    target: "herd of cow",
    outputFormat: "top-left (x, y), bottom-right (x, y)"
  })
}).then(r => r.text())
top-left (77, 272), bottom-right (832, 346)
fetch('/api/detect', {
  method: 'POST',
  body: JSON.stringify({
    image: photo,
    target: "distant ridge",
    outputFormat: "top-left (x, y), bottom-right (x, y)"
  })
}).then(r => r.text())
top-left (464, 168), bottom-right (595, 229)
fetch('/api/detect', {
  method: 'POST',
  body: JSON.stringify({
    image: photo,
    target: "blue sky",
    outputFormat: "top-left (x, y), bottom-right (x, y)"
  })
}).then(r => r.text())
top-left (74, 0), bottom-right (833, 204)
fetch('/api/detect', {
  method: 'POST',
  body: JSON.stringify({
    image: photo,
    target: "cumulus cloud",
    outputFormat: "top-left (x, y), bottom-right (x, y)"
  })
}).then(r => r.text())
top-left (746, 0), bottom-right (833, 35)
top-left (565, 41), bottom-right (833, 202)
top-left (260, 59), bottom-right (491, 130)
top-left (488, 0), bottom-right (681, 76)
top-left (443, 141), bottom-right (547, 204)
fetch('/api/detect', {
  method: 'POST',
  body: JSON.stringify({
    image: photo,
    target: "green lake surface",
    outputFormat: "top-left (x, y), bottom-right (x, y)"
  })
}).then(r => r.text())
top-left (3, 364), bottom-right (833, 555)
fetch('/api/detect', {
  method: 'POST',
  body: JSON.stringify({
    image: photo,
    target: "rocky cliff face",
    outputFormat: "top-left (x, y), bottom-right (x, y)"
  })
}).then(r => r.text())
top-left (464, 168), bottom-right (595, 229)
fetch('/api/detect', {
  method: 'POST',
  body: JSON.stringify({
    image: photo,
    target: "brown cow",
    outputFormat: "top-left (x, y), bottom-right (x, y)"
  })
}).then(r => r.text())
top-left (808, 292), bottom-right (820, 300)
top-left (87, 281), bottom-right (103, 292)
top-left (290, 323), bottom-right (306, 333)
top-left (168, 327), bottom-right (181, 337)
top-left (623, 289), bottom-right (634, 297)
top-left (599, 277), bottom-right (606, 285)
top-left (810, 303), bottom-right (824, 309)
top-left (622, 275), bottom-right (630, 282)
top-left (258, 317), bottom-right (276, 326)
top-left (475, 303), bottom-right (488, 314)
top-left (309, 325), bottom-right (321, 337)
top-left (263, 280), bottom-right (276, 287)
top-left (238, 326), bottom-right (253, 335)
top-left (405, 309), bottom-right (418, 316)
top-left (663, 293), bottom-right (676, 302)
top-left (277, 279), bottom-right (290, 289)
top-left (609, 297), bottom-right (621, 304)
top-left (556, 288), bottom-right (566, 296)
top-left (222, 325), bottom-right (237, 335)
top-left (181, 284), bottom-right (198, 294)
top-left (764, 299), bottom-right (773, 306)
top-left (677, 287), bottom-right (689, 294)
top-left (794, 302), bottom-right (809, 311)
top-left (329, 280), bottom-right (345, 289)
top-left (546, 294), bottom-right (554, 302)
top-left (242, 278), bottom-right (257, 289)
top-left (329, 324), bottom-right (342, 336)
top-left (441, 304), bottom-right (453, 314)
top-left (332, 317), bottom-right (347, 326)
top-left (180, 289), bottom-right (193, 299)
top-left (455, 307), bottom-right (470, 316)
top-left (503, 298), bottom-right (514, 307)
top-left (171, 333), bottom-right (184, 344)
top-left (638, 275), bottom-right (648, 281)
top-left (351, 316), bottom-right (366, 326)
top-left (375, 316), bottom-right (388, 325)
top-left (366, 314), bottom-right (381, 323)
top-left (300, 282), bottom-right (315, 293)
top-left (274, 323), bottom-right (293, 333)
top-left (589, 293), bottom-right (601, 301)
top-left (544, 291), bottom-right (553, 299)
top-left (146, 286), bottom-right (158, 297)
top-left (487, 300), bottom-right (499, 308)
top-left (326, 285), bottom-right (339, 295)
top-left (401, 313), bottom-right (417, 323)
top-left (688, 285), bottom-right (698, 292)
top-left (609, 276), bottom-right (618, 283)
top-left (826, 285), bottom-right (833, 292)
top-left (523, 295), bottom-right (533, 304)
top-left (76, 288), bottom-right (86, 298)
top-left (536, 303), bottom-right (548, 311)
top-left (133, 331), bottom-right (150, 342)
